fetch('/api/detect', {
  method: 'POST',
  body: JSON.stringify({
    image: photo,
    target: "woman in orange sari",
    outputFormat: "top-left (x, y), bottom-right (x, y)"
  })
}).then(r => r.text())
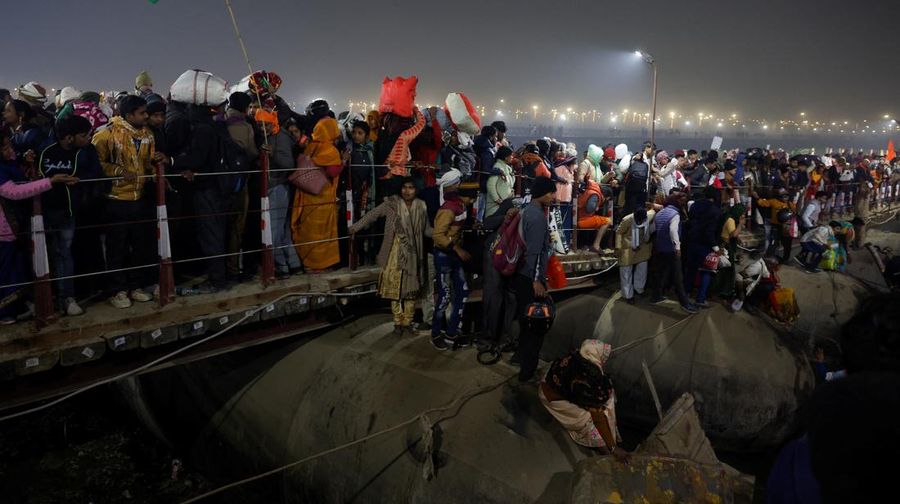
top-left (291, 116), bottom-right (343, 271)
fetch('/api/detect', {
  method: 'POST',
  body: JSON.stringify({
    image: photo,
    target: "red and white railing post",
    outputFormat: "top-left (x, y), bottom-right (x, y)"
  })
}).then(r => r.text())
top-left (30, 191), bottom-right (56, 329)
top-left (259, 152), bottom-right (275, 286)
top-left (156, 161), bottom-right (175, 306)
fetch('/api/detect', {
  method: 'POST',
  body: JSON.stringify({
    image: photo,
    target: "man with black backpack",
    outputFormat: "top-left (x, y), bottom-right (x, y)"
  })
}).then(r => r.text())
top-left (171, 103), bottom-right (247, 292)
top-left (623, 141), bottom-right (653, 216)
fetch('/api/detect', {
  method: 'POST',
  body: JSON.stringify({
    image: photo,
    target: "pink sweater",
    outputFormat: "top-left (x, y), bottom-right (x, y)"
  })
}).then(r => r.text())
top-left (554, 165), bottom-right (575, 203)
top-left (0, 179), bottom-right (51, 242)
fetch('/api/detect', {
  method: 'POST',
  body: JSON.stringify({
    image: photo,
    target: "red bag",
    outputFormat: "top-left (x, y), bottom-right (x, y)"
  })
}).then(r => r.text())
top-left (547, 254), bottom-right (568, 289)
top-left (491, 211), bottom-right (526, 276)
top-left (289, 154), bottom-right (327, 195)
top-left (378, 76), bottom-right (418, 118)
top-left (702, 252), bottom-right (720, 270)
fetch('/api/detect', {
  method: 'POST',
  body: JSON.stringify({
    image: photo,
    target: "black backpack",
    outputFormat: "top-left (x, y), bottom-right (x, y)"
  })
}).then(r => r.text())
top-left (213, 121), bottom-right (250, 194)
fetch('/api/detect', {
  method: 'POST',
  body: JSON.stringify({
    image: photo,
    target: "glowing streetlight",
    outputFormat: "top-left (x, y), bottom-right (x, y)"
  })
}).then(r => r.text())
top-left (532, 105), bottom-right (538, 120)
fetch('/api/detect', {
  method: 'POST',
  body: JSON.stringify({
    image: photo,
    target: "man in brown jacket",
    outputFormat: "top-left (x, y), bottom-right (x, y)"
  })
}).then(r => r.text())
top-left (224, 92), bottom-right (259, 279)
top-left (615, 206), bottom-right (656, 304)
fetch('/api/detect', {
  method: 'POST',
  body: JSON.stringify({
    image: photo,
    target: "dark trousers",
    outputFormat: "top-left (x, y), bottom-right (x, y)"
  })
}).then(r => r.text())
top-left (241, 173), bottom-right (262, 276)
top-left (194, 188), bottom-right (232, 286)
top-left (481, 248), bottom-right (516, 343)
top-left (105, 198), bottom-right (155, 292)
top-left (683, 242), bottom-right (712, 296)
top-left (44, 209), bottom-right (76, 301)
top-left (651, 251), bottom-right (690, 306)
top-left (799, 242), bottom-right (826, 269)
top-left (623, 190), bottom-right (647, 216)
top-left (432, 250), bottom-right (469, 337)
top-left (766, 230), bottom-right (793, 263)
top-left (514, 274), bottom-right (544, 380)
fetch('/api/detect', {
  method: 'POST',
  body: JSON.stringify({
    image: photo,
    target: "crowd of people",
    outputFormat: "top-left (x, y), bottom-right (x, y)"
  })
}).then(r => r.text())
top-left (1, 73), bottom-right (897, 342)
top-left (3, 73), bottom-right (899, 501)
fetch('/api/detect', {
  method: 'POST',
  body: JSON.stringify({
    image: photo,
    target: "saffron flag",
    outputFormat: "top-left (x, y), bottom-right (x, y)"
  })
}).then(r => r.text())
top-left (888, 140), bottom-right (896, 162)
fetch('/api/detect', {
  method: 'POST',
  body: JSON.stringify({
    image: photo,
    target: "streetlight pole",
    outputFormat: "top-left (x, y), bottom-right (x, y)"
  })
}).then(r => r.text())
top-left (636, 51), bottom-right (658, 152)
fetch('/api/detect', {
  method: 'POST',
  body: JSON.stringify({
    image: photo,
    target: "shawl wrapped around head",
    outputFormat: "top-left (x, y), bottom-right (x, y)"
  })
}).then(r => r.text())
top-left (306, 117), bottom-right (342, 167)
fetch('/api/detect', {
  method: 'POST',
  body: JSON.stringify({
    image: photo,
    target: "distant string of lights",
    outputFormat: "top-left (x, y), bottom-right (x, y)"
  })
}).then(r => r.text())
top-left (15, 84), bottom-right (897, 136)
top-left (330, 97), bottom-right (898, 136)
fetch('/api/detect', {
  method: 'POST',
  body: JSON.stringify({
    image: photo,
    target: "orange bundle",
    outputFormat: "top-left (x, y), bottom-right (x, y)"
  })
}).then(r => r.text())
top-left (547, 254), bottom-right (568, 289)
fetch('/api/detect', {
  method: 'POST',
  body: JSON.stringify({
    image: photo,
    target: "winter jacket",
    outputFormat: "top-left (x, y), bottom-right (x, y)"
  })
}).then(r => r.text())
top-left (685, 198), bottom-right (723, 248)
top-left (518, 202), bottom-right (550, 282)
top-left (164, 101), bottom-right (191, 157)
top-left (432, 194), bottom-right (466, 251)
top-left (225, 108), bottom-right (259, 161)
top-left (474, 133), bottom-right (498, 189)
top-left (654, 205), bottom-right (682, 253)
top-left (267, 129), bottom-right (295, 187)
top-left (626, 155), bottom-right (650, 192)
top-left (38, 142), bottom-right (101, 216)
top-left (10, 125), bottom-right (46, 161)
top-left (615, 210), bottom-right (656, 266)
top-left (350, 141), bottom-right (375, 196)
top-left (486, 159), bottom-right (514, 217)
top-left (171, 106), bottom-right (221, 191)
top-left (520, 152), bottom-right (552, 193)
top-left (440, 144), bottom-right (477, 178)
top-left (92, 116), bottom-right (155, 201)
top-left (554, 164), bottom-right (575, 203)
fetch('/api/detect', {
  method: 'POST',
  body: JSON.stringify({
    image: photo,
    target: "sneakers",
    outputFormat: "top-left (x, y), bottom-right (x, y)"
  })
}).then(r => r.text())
top-left (681, 303), bottom-right (699, 314)
top-left (624, 297), bottom-right (636, 305)
top-left (805, 267), bottom-right (822, 274)
top-left (0, 317), bottom-right (15, 326)
top-left (730, 299), bottom-right (744, 312)
top-left (392, 325), bottom-right (404, 336)
top-left (109, 291), bottom-right (133, 309)
top-left (130, 289), bottom-right (153, 303)
top-left (447, 335), bottom-right (471, 349)
top-left (402, 326), bottom-right (417, 338)
top-left (694, 301), bottom-right (709, 308)
top-left (64, 297), bottom-right (84, 316)
top-left (431, 335), bottom-right (451, 351)
top-left (650, 296), bottom-right (668, 304)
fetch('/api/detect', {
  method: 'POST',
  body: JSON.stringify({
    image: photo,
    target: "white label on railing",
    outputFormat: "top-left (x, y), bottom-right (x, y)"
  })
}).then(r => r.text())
top-left (31, 215), bottom-right (49, 277)
top-left (265, 304), bottom-right (275, 313)
top-left (157, 205), bottom-right (171, 260)
top-left (192, 321), bottom-right (203, 330)
top-left (25, 357), bottom-right (39, 368)
top-left (151, 329), bottom-right (163, 340)
top-left (260, 196), bottom-right (273, 246)
top-left (299, 297), bottom-right (308, 305)
top-left (114, 337), bottom-right (126, 348)
top-left (81, 347), bottom-right (95, 359)
top-left (219, 316), bottom-right (229, 325)
top-left (317, 296), bottom-right (326, 304)
top-left (245, 309), bottom-right (255, 318)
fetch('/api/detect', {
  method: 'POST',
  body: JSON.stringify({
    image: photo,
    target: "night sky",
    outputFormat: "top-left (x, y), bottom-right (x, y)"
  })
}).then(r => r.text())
top-left (3, 0), bottom-right (897, 120)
